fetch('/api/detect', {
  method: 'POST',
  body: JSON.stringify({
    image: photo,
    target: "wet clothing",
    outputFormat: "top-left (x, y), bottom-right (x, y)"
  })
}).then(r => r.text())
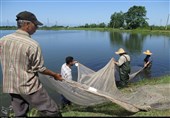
top-left (117, 54), bottom-right (131, 87)
top-left (143, 55), bottom-right (152, 78)
top-left (144, 55), bottom-right (152, 68)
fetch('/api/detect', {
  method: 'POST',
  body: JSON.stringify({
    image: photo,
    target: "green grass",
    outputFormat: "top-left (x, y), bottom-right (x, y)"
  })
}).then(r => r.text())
top-left (61, 76), bottom-right (170, 117)
top-left (23, 76), bottom-right (170, 117)
top-left (61, 104), bottom-right (170, 117)
top-left (120, 75), bottom-right (170, 94)
top-left (25, 103), bottom-right (170, 117)
top-left (58, 27), bottom-right (170, 35)
top-left (1, 27), bottom-right (170, 35)
top-left (129, 75), bottom-right (170, 87)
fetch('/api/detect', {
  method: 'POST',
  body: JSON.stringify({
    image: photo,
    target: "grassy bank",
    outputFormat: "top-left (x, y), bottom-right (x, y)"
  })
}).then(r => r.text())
top-left (25, 75), bottom-right (170, 117)
top-left (128, 75), bottom-right (170, 88)
top-left (64, 27), bottom-right (170, 35)
top-left (61, 76), bottom-right (170, 117)
top-left (1, 27), bottom-right (170, 35)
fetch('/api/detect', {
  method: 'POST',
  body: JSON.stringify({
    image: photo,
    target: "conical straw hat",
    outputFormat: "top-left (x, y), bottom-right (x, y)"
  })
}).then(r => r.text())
top-left (143, 50), bottom-right (152, 55)
top-left (115, 48), bottom-right (126, 54)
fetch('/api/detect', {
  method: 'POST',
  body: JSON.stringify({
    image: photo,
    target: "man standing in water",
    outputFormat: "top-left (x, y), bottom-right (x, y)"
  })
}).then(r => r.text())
top-left (143, 50), bottom-right (152, 68)
top-left (143, 50), bottom-right (153, 78)
top-left (113, 48), bottom-right (131, 88)
top-left (0, 11), bottom-right (64, 117)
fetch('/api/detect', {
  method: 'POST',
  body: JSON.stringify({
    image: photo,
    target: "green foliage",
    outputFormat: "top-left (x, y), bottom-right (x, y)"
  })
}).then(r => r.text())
top-left (0, 26), bottom-right (17, 30)
top-left (8, 112), bottom-right (15, 117)
top-left (39, 25), bottom-right (66, 30)
top-left (130, 75), bottom-right (170, 87)
top-left (150, 25), bottom-right (170, 30)
top-left (109, 11), bottom-right (124, 28)
top-left (8, 108), bottom-right (40, 117)
top-left (78, 22), bottom-right (107, 28)
top-left (98, 22), bottom-right (106, 28)
top-left (108, 5), bottom-right (149, 29)
top-left (27, 108), bottom-right (40, 117)
top-left (124, 5), bottom-right (149, 29)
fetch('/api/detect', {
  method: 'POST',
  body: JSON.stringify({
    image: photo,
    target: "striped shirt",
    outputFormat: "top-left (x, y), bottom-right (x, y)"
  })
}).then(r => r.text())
top-left (61, 63), bottom-right (72, 80)
top-left (0, 29), bottom-right (46, 95)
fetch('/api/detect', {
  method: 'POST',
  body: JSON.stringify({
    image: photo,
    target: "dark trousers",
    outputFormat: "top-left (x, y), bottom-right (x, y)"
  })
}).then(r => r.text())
top-left (10, 88), bottom-right (62, 117)
top-left (61, 95), bottom-right (71, 106)
top-left (119, 73), bottom-right (129, 87)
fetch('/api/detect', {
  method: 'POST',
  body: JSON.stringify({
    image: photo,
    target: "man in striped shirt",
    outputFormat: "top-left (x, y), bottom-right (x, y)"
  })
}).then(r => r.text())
top-left (0, 11), bottom-right (64, 117)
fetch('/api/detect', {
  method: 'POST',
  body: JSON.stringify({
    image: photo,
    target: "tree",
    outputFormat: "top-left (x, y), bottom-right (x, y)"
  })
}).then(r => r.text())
top-left (90, 23), bottom-right (97, 28)
top-left (124, 5), bottom-right (148, 29)
top-left (85, 23), bottom-right (89, 28)
top-left (109, 11), bottom-right (124, 28)
top-left (98, 22), bottom-right (106, 28)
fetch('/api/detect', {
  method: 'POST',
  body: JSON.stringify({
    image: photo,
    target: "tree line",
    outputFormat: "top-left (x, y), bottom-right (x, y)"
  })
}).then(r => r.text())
top-left (77, 5), bottom-right (169, 30)
top-left (0, 5), bottom-right (169, 30)
top-left (79, 5), bottom-right (148, 29)
top-left (109, 5), bottom-right (148, 29)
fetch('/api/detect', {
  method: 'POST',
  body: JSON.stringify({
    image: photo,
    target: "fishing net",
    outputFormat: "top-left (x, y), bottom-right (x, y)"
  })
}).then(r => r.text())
top-left (40, 58), bottom-right (170, 113)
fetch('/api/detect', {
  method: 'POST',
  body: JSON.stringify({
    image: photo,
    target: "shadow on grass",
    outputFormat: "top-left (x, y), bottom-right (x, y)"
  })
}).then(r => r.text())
top-left (62, 102), bottom-right (136, 117)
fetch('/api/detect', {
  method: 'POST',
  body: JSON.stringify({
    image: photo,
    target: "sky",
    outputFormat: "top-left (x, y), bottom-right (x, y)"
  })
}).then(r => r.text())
top-left (0, 0), bottom-right (170, 26)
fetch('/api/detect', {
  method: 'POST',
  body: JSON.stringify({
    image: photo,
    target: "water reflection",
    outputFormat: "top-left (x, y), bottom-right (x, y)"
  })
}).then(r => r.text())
top-left (0, 30), bottom-right (170, 109)
top-left (0, 30), bottom-right (169, 78)
top-left (109, 32), bottom-right (147, 54)
top-left (109, 31), bottom-right (170, 80)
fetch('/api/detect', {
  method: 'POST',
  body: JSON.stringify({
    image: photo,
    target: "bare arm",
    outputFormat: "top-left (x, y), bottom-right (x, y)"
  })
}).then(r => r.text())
top-left (41, 69), bottom-right (64, 81)
top-left (144, 61), bottom-right (151, 68)
top-left (112, 58), bottom-right (119, 66)
top-left (114, 61), bottom-right (119, 65)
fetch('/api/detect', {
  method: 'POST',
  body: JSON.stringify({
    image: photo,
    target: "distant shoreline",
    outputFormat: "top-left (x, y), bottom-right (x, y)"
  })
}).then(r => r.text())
top-left (1, 27), bottom-right (170, 35)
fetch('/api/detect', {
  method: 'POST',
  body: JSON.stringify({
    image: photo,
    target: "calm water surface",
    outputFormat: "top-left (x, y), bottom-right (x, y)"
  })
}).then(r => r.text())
top-left (0, 30), bottom-right (169, 80)
top-left (0, 30), bottom-right (169, 110)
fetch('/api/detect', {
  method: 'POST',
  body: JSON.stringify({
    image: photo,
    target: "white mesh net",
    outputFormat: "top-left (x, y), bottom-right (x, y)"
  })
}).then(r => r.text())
top-left (40, 58), bottom-right (170, 113)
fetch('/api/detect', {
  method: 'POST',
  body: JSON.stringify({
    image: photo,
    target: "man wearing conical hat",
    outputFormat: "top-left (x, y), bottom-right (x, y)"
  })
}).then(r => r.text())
top-left (113, 48), bottom-right (131, 88)
top-left (143, 50), bottom-right (152, 68)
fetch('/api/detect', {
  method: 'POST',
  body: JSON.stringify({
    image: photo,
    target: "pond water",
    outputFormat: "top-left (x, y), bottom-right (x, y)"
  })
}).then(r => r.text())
top-left (0, 30), bottom-right (169, 81)
top-left (0, 30), bottom-right (169, 112)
